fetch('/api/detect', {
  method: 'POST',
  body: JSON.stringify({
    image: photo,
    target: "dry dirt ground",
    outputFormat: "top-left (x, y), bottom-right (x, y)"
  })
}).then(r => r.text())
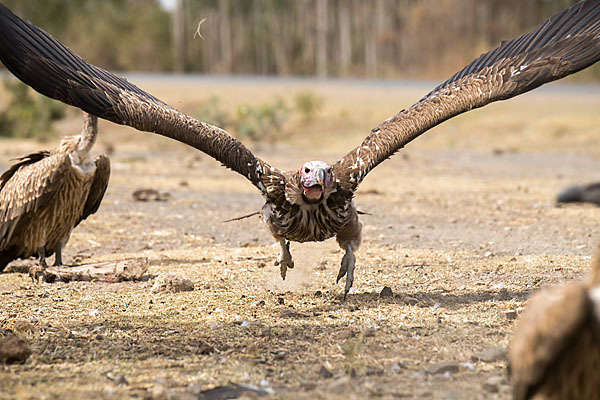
top-left (0, 77), bottom-right (599, 399)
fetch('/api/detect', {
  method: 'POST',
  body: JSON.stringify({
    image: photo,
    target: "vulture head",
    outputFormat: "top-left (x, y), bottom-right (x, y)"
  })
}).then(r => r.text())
top-left (299, 160), bottom-right (333, 203)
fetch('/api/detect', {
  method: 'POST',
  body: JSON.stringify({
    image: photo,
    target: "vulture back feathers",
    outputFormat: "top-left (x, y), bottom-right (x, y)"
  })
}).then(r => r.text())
top-left (509, 254), bottom-right (600, 400)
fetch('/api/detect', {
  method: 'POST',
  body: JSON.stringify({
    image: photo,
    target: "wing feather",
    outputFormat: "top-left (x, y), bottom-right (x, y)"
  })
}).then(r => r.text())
top-left (0, 151), bottom-right (69, 248)
top-left (334, 0), bottom-right (600, 191)
top-left (0, 5), bottom-right (283, 198)
top-left (76, 154), bottom-right (110, 226)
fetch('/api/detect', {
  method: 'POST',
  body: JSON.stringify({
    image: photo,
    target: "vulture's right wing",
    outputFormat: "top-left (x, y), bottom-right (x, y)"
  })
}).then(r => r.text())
top-left (333, 0), bottom-right (600, 192)
top-left (0, 5), bottom-right (284, 200)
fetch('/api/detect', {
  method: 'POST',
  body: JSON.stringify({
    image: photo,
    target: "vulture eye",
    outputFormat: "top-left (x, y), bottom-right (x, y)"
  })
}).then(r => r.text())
top-left (304, 167), bottom-right (310, 173)
top-left (327, 168), bottom-right (332, 173)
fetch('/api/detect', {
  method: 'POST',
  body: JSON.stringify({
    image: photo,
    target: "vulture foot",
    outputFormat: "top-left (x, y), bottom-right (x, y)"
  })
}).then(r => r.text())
top-left (337, 245), bottom-right (356, 300)
top-left (274, 239), bottom-right (294, 280)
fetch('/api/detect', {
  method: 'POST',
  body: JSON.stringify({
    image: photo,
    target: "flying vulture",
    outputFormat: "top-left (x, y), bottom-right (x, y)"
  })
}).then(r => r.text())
top-left (0, 112), bottom-right (110, 281)
top-left (509, 254), bottom-right (600, 399)
top-left (0, 2), bottom-right (598, 297)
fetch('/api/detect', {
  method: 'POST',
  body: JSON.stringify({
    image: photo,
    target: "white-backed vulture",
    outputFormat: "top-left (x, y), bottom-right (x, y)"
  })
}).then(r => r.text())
top-left (0, 2), bottom-right (598, 296)
top-left (509, 255), bottom-right (600, 400)
top-left (0, 112), bottom-right (110, 281)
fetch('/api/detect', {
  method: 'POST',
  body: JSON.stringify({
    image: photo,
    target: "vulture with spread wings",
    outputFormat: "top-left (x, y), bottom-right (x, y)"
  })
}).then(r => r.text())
top-left (0, 2), bottom-right (598, 297)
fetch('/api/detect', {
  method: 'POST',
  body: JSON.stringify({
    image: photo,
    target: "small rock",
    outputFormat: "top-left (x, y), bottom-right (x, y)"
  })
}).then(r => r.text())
top-left (279, 308), bottom-right (297, 318)
top-left (151, 273), bottom-right (194, 293)
top-left (403, 296), bottom-right (419, 305)
top-left (327, 376), bottom-right (352, 393)
top-left (115, 374), bottom-right (128, 386)
top-left (426, 361), bottom-right (459, 375)
top-left (277, 297), bottom-right (285, 305)
top-left (504, 309), bottom-right (518, 320)
top-left (379, 286), bottom-right (393, 298)
top-left (253, 300), bottom-right (266, 307)
top-left (483, 375), bottom-right (505, 393)
top-left (363, 328), bottom-right (376, 337)
top-left (314, 290), bottom-right (323, 297)
top-left (132, 188), bottom-right (170, 202)
top-left (319, 365), bottom-right (334, 379)
top-left (391, 361), bottom-right (406, 372)
top-left (471, 347), bottom-right (507, 363)
top-left (366, 367), bottom-right (385, 376)
top-left (0, 332), bottom-right (31, 364)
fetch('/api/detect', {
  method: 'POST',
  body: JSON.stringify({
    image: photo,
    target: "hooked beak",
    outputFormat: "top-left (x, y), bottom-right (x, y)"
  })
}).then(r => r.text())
top-left (316, 169), bottom-right (326, 186)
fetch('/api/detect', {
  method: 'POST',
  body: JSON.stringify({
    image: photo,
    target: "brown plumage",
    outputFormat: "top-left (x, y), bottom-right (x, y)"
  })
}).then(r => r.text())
top-left (509, 255), bottom-right (600, 400)
top-left (0, 112), bottom-right (110, 280)
top-left (0, 2), bottom-right (598, 296)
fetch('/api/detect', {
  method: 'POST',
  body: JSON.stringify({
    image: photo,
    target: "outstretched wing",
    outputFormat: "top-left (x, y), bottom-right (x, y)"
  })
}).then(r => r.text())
top-left (0, 5), bottom-right (284, 199)
top-left (76, 154), bottom-right (111, 227)
top-left (333, 0), bottom-right (600, 191)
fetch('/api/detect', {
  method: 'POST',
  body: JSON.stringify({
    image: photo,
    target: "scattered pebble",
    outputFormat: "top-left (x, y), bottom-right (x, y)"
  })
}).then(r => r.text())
top-left (482, 375), bottom-right (505, 393)
top-left (0, 332), bottom-right (31, 364)
top-left (460, 362), bottom-right (475, 371)
top-left (390, 362), bottom-right (406, 372)
top-left (132, 188), bottom-right (171, 202)
top-left (471, 347), bottom-right (507, 363)
top-left (151, 273), bottom-right (194, 293)
top-left (426, 361), bottom-right (459, 375)
top-left (379, 286), bottom-right (393, 298)
top-left (319, 365), bottom-right (334, 379)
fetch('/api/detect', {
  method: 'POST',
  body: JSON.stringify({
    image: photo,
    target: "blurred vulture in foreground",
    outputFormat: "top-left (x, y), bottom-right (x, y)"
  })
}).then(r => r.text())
top-left (0, 2), bottom-right (598, 297)
top-left (0, 112), bottom-right (110, 281)
top-left (509, 256), bottom-right (600, 400)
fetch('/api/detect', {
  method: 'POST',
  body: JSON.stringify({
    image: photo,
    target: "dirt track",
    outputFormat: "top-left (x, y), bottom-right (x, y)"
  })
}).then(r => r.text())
top-left (0, 78), bottom-right (599, 399)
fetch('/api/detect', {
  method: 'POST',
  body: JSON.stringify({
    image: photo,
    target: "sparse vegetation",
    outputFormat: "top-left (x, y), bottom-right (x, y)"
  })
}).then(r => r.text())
top-left (0, 79), bottom-right (65, 139)
top-left (294, 91), bottom-right (324, 121)
top-left (194, 96), bottom-right (293, 141)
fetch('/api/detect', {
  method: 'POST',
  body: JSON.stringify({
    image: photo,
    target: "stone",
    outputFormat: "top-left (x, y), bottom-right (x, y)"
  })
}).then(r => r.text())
top-left (471, 347), bottom-right (507, 363)
top-left (426, 361), bottom-right (459, 375)
top-left (482, 375), bottom-right (505, 393)
top-left (0, 332), bottom-right (31, 364)
top-left (151, 273), bottom-right (194, 293)
top-left (380, 286), bottom-right (394, 297)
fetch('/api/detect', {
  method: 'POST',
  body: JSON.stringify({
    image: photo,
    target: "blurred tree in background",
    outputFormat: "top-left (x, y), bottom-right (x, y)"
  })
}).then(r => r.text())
top-left (0, 0), bottom-right (597, 79)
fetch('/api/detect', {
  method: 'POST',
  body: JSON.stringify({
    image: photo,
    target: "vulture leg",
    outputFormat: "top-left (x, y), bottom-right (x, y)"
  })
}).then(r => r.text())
top-left (274, 239), bottom-right (294, 280)
top-left (29, 247), bottom-right (48, 283)
top-left (337, 244), bottom-right (356, 301)
top-left (53, 242), bottom-right (63, 266)
top-left (336, 213), bottom-right (362, 300)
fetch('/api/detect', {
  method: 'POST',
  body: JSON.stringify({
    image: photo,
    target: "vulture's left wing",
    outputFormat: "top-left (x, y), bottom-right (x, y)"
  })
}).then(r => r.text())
top-left (333, 0), bottom-right (600, 191)
top-left (0, 5), bottom-right (284, 201)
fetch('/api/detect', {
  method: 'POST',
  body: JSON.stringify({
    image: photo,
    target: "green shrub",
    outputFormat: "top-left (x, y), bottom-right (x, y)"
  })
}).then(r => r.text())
top-left (234, 97), bottom-right (289, 141)
top-left (0, 78), bottom-right (66, 139)
top-left (294, 91), bottom-right (323, 121)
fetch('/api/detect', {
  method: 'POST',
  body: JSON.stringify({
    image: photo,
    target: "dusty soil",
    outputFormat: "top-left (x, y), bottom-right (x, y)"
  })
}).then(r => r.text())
top-left (0, 77), bottom-right (599, 399)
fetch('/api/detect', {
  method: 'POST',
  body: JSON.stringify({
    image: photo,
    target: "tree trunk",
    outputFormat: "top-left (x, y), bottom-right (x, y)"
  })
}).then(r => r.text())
top-left (316, 0), bottom-right (328, 77)
top-left (172, 0), bottom-right (188, 72)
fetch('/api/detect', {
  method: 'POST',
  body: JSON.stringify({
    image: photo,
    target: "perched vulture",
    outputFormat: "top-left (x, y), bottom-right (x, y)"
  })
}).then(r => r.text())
top-left (0, 112), bottom-right (110, 281)
top-left (509, 256), bottom-right (600, 400)
top-left (0, 2), bottom-right (598, 297)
